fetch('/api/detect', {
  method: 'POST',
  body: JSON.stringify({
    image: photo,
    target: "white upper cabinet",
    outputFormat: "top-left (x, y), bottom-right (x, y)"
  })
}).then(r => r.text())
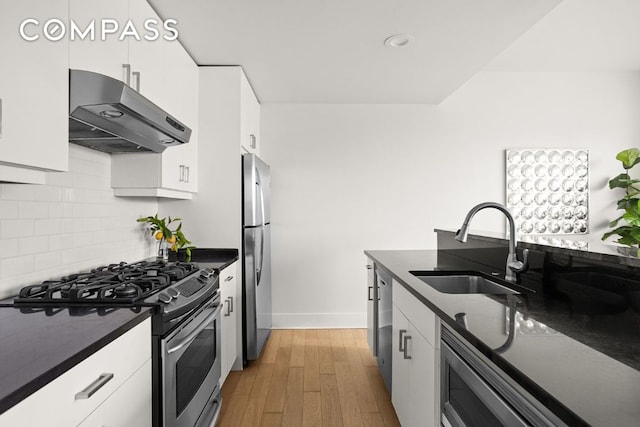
top-left (69, 0), bottom-right (166, 106)
top-left (68, 0), bottom-right (129, 82)
top-left (159, 38), bottom-right (199, 193)
top-left (70, 0), bottom-right (199, 199)
top-left (0, 0), bottom-right (69, 184)
top-left (126, 0), bottom-right (167, 106)
top-left (240, 71), bottom-right (261, 155)
top-left (110, 39), bottom-right (199, 199)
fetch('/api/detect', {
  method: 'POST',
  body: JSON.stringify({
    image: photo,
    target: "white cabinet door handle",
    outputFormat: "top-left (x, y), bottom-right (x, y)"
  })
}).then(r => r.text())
top-left (224, 298), bottom-right (231, 317)
top-left (399, 329), bottom-right (407, 352)
top-left (132, 71), bottom-right (141, 92)
top-left (403, 335), bottom-right (412, 360)
top-left (224, 276), bottom-right (234, 282)
top-left (122, 64), bottom-right (131, 85)
top-left (229, 296), bottom-right (234, 313)
top-left (75, 373), bottom-right (114, 400)
top-left (185, 166), bottom-right (190, 183)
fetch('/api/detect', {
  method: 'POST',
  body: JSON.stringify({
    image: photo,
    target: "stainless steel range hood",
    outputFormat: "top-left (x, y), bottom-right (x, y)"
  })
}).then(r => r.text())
top-left (69, 69), bottom-right (191, 154)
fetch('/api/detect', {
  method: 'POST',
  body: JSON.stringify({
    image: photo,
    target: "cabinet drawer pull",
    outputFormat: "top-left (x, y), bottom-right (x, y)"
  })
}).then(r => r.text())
top-left (403, 335), bottom-right (412, 360)
top-left (185, 166), bottom-right (190, 183)
top-left (225, 276), bottom-right (234, 282)
top-left (224, 298), bottom-right (231, 317)
top-left (75, 373), bottom-right (114, 400)
top-left (399, 329), bottom-right (407, 352)
top-left (368, 286), bottom-right (374, 301)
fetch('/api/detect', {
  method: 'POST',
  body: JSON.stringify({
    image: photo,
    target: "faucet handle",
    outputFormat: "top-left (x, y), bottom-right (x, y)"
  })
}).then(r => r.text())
top-left (509, 248), bottom-right (529, 273)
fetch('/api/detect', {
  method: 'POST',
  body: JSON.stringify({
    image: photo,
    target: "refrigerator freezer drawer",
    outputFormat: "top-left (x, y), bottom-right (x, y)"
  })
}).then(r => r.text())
top-left (243, 224), bottom-right (272, 361)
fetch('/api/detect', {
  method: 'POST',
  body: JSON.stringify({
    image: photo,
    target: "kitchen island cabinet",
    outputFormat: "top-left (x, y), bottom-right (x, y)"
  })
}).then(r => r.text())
top-left (0, 0), bottom-right (69, 184)
top-left (366, 261), bottom-right (376, 355)
top-left (391, 280), bottom-right (439, 427)
top-left (0, 316), bottom-right (151, 426)
top-left (365, 243), bottom-right (640, 427)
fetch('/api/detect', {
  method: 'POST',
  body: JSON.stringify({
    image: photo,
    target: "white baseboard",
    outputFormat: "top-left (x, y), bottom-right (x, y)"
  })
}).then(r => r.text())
top-left (272, 312), bottom-right (366, 329)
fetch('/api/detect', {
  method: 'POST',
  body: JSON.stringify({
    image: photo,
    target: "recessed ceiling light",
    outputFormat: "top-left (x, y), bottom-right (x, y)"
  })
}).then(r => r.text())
top-left (384, 34), bottom-right (415, 48)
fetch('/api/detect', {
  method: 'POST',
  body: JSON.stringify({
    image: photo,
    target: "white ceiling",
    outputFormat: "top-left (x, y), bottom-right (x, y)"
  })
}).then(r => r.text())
top-left (149, 0), bottom-right (561, 104)
top-left (484, 0), bottom-right (640, 72)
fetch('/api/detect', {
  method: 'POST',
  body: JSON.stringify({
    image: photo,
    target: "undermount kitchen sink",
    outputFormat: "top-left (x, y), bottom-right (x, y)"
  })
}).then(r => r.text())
top-left (410, 272), bottom-right (519, 295)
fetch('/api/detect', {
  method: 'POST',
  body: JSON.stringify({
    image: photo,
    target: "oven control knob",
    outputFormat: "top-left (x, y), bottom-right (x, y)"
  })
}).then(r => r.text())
top-left (157, 292), bottom-right (172, 304)
top-left (167, 288), bottom-right (180, 299)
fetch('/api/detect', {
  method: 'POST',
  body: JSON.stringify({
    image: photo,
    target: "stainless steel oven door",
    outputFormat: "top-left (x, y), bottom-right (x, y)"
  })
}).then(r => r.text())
top-left (162, 297), bottom-right (222, 427)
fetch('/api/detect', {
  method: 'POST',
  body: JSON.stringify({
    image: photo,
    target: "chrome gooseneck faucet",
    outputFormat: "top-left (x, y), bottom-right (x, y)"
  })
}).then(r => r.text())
top-left (454, 202), bottom-right (529, 283)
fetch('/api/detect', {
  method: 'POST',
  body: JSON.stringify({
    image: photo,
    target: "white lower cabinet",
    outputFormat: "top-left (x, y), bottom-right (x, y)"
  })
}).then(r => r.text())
top-left (78, 359), bottom-right (152, 427)
top-left (220, 261), bottom-right (239, 384)
top-left (392, 281), bottom-right (440, 427)
top-left (0, 318), bottom-right (151, 427)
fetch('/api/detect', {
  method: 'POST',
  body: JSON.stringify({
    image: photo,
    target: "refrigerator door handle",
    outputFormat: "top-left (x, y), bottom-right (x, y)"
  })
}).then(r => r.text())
top-left (255, 177), bottom-right (266, 286)
top-left (256, 226), bottom-right (264, 286)
top-left (256, 179), bottom-right (266, 226)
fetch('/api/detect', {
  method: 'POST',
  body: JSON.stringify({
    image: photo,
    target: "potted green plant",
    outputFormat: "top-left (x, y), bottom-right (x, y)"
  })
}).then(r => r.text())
top-left (137, 214), bottom-right (195, 261)
top-left (602, 148), bottom-right (640, 255)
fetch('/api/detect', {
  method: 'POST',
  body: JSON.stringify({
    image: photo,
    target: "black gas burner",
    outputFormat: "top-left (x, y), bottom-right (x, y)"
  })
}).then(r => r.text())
top-left (14, 261), bottom-right (200, 305)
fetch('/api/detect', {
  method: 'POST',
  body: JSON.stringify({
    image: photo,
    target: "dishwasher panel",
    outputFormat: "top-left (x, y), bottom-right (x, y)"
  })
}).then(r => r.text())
top-left (376, 267), bottom-right (393, 393)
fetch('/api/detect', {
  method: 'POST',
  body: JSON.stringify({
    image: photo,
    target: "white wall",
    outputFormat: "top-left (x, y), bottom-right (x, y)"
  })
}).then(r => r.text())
top-left (260, 71), bottom-right (640, 328)
top-left (0, 145), bottom-right (158, 299)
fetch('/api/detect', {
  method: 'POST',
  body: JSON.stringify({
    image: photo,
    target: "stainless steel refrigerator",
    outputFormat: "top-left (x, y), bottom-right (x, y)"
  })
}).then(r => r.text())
top-left (242, 153), bottom-right (272, 363)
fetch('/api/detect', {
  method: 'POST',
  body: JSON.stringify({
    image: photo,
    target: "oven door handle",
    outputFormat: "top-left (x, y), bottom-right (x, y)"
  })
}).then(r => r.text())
top-left (167, 304), bottom-right (221, 355)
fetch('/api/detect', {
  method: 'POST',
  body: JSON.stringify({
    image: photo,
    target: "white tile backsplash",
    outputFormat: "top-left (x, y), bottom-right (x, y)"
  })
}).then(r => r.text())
top-left (18, 201), bottom-right (49, 219)
top-left (0, 219), bottom-right (34, 239)
top-left (0, 145), bottom-right (158, 298)
top-left (0, 201), bottom-right (18, 219)
top-left (1, 184), bottom-right (36, 201)
top-left (18, 236), bottom-right (49, 256)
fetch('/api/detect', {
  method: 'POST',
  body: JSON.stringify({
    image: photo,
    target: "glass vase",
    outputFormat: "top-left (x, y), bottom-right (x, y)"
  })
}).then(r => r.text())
top-left (157, 238), bottom-right (169, 261)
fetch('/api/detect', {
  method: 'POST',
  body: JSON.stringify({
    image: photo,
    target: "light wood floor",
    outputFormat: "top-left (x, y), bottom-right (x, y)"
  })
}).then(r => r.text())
top-left (218, 329), bottom-right (400, 427)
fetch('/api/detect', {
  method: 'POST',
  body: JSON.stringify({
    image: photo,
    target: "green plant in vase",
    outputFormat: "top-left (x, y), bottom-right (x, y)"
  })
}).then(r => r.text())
top-left (602, 148), bottom-right (640, 255)
top-left (137, 214), bottom-right (195, 261)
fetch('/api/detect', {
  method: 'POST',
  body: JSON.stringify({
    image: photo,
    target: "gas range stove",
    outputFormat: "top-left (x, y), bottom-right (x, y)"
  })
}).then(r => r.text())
top-left (13, 260), bottom-right (220, 336)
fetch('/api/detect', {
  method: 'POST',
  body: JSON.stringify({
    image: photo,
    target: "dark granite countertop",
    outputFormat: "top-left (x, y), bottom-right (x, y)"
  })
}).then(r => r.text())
top-left (0, 306), bottom-right (151, 415)
top-left (365, 248), bottom-right (640, 427)
top-left (169, 247), bottom-right (239, 271)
